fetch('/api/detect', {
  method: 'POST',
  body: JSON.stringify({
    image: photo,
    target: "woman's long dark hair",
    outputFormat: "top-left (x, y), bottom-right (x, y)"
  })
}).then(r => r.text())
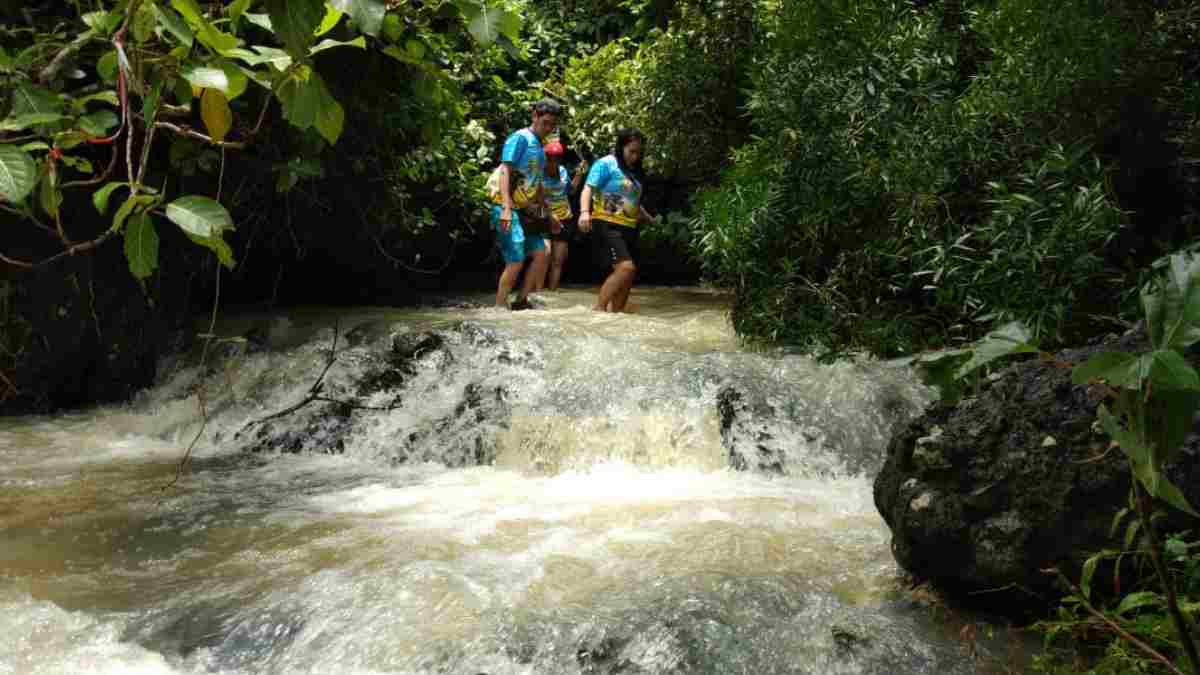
top-left (612, 128), bottom-right (646, 184)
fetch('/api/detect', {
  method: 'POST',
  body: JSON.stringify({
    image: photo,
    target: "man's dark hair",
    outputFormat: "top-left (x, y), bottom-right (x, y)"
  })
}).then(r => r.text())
top-left (613, 128), bottom-right (646, 183)
top-left (532, 98), bottom-right (563, 116)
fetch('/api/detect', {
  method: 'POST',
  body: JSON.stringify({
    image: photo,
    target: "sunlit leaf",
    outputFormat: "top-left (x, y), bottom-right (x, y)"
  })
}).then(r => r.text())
top-left (166, 195), bottom-right (234, 238)
top-left (93, 182), bottom-right (128, 214)
top-left (152, 4), bottom-right (195, 47)
top-left (266, 0), bottom-right (325, 57)
top-left (329, 0), bottom-right (386, 36)
top-left (0, 145), bottom-right (38, 204)
top-left (955, 321), bottom-right (1038, 379)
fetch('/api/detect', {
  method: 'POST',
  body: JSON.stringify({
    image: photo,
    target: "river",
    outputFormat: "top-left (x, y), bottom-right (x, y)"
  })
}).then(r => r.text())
top-left (0, 288), bottom-right (1030, 674)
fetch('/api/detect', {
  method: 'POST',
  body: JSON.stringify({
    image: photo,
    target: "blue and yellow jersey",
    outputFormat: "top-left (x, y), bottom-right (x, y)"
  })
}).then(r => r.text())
top-left (487, 128), bottom-right (545, 209)
top-left (585, 155), bottom-right (642, 228)
top-left (543, 164), bottom-right (572, 221)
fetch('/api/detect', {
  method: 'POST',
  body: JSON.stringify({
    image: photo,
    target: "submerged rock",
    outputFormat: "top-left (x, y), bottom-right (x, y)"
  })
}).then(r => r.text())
top-left (874, 328), bottom-right (1200, 614)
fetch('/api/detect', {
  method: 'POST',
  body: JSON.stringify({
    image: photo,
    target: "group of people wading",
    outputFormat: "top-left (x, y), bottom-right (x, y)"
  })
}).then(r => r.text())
top-left (489, 98), bottom-right (654, 312)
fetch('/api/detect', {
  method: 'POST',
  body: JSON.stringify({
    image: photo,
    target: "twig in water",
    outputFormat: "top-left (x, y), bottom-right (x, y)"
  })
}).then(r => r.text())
top-left (235, 320), bottom-right (344, 438)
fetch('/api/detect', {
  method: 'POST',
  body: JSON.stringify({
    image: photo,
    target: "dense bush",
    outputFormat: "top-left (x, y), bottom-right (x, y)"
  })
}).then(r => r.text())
top-left (689, 0), bottom-right (1200, 357)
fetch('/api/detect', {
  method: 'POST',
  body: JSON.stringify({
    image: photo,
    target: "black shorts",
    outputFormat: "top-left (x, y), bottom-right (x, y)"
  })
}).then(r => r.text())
top-left (594, 220), bottom-right (638, 267)
top-left (550, 216), bottom-right (576, 242)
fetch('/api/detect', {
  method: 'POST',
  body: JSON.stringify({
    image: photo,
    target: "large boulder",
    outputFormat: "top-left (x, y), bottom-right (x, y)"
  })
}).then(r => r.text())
top-left (874, 329), bottom-right (1200, 614)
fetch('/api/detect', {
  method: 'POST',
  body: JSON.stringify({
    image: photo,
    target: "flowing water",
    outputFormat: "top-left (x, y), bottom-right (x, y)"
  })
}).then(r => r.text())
top-left (0, 288), bottom-right (1030, 674)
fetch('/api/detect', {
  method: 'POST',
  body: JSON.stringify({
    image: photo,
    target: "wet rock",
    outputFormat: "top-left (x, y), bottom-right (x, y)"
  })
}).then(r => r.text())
top-left (874, 327), bottom-right (1200, 615)
top-left (393, 381), bottom-right (511, 467)
top-left (717, 387), bottom-right (785, 474)
top-left (248, 401), bottom-right (356, 455)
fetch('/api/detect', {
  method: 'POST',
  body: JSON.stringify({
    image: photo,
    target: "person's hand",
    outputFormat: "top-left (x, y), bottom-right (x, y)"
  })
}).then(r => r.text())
top-left (500, 206), bottom-right (512, 232)
top-left (550, 214), bottom-right (563, 234)
top-left (578, 212), bottom-right (592, 234)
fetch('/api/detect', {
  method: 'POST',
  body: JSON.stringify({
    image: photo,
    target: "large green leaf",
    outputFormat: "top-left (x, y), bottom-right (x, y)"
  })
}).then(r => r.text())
top-left (11, 85), bottom-right (62, 118)
top-left (244, 13), bottom-right (273, 31)
top-left (152, 4), bottom-right (195, 47)
top-left (0, 113), bottom-right (69, 132)
top-left (266, 0), bottom-right (325, 57)
top-left (184, 231), bottom-right (237, 269)
top-left (1071, 352), bottom-right (1138, 387)
top-left (315, 98), bottom-right (345, 144)
top-left (955, 321), bottom-right (1039, 380)
top-left (329, 0), bottom-right (386, 36)
top-left (467, 7), bottom-right (507, 46)
top-left (0, 145), bottom-right (38, 204)
top-left (276, 69), bottom-right (323, 130)
top-left (1144, 349), bottom-right (1200, 390)
top-left (1116, 591), bottom-right (1162, 616)
top-left (315, 5), bottom-right (343, 36)
top-left (111, 194), bottom-right (159, 232)
top-left (227, 0), bottom-right (253, 22)
top-left (166, 195), bottom-right (234, 238)
top-left (1147, 389), bottom-right (1200, 466)
top-left (1143, 253), bottom-right (1200, 351)
top-left (182, 65), bottom-right (230, 92)
top-left (171, 0), bottom-right (239, 52)
top-left (78, 110), bottom-right (120, 137)
top-left (124, 213), bottom-right (160, 280)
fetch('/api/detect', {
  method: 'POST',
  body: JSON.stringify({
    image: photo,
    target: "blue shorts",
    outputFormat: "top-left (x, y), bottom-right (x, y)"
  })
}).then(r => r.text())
top-left (492, 206), bottom-right (546, 264)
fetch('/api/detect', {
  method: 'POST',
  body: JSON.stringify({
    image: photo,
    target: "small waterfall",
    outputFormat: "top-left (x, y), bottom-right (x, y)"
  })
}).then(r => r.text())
top-left (0, 289), bottom-right (1032, 674)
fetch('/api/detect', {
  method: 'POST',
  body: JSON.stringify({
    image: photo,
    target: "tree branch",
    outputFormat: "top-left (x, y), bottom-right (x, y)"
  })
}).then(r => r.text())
top-left (154, 121), bottom-right (247, 149)
top-left (235, 321), bottom-right (344, 438)
top-left (1042, 567), bottom-right (1187, 675)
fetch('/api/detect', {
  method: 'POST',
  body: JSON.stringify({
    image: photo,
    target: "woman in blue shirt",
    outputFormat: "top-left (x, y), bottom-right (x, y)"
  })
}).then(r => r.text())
top-left (578, 129), bottom-right (655, 312)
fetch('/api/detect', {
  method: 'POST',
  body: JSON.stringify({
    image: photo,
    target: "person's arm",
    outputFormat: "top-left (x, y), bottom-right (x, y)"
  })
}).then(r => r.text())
top-left (578, 185), bottom-right (593, 233)
top-left (496, 163), bottom-right (515, 232)
top-left (571, 160), bottom-right (588, 194)
top-left (638, 205), bottom-right (654, 225)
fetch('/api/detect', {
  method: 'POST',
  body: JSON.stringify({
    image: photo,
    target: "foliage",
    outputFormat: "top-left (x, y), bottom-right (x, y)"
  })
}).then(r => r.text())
top-left (920, 253), bottom-right (1200, 674)
top-left (688, 0), bottom-right (1199, 357)
top-left (0, 0), bottom-right (521, 283)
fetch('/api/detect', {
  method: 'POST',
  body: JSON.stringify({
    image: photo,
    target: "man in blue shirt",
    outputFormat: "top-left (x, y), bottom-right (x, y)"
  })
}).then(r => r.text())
top-left (487, 99), bottom-right (563, 310)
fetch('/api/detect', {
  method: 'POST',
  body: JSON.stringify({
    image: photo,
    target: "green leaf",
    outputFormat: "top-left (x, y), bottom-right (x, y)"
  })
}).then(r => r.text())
top-left (74, 91), bottom-right (121, 108)
top-left (276, 69), bottom-right (322, 130)
top-left (38, 170), bottom-right (61, 218)
top-left (171, 0), bottom-right (239, 52)
top-left (244, 12), bottom-right (273, 31)
top-left (266, 0), bottom-right (325, 57)
top-left (329, 0), bottom-right (386, 36)
top-left (227, 0), bottom-right (253, 22)
top-left (1109, 506), bottom-right (1131, 539)
top-left (315, 99), bottom-right (345, 144)
top-left (153, 4), bottom-right (196, 48)
top-left (1072, 352), bottom-right (1139, 387)
top-left (97, 50), bottom-right (119, 83)
top-left (78, 110), bottom-right (120, 137)
top-left (1165, 537), bottom-right (1188, 560)
top-left (93, 182), bottom-right (128, 214)
top-left (112, 194), bottom-right (158, 232)
top-left (201, 89), bottom-right (233, 142)
top-left (218, 60), bottom-right (249, 99)
top-left (1144, 253), bottom-right (1200, 351)
top-left (0, 113), bottom-right (69, 132)
top-left (182, 65), bottom-right (230, 93)
top-left (59, 156), bottom-right (93, 173)
top-left (143, 78), bottom-right (165, 123)
top-left (405, 39), bottom-right (426, 60)
top-left (310, 36), bottom-right (367, 56)
top-left (0, 146), bottom-right (38, 204)
top-left (1152, 476), bottom-right (1199, 518)
top-left (11, 85), bottom-right (62, 119)
top-left (133, 2), bottom-right (158, 43)
top-left (19, 142), bottom-right (50, 152)
top-left (467, 7), bottom-right (507, 46)
top-left (124, 213), bottom-right (160, 280)
top-left (1080, 551), bottom-right (1104, 599)
top-left (315, 5), bottom-right (343, 36)
top-left (185, 231), bottom-right (237, 268)
top-left (1144, 349), bottom-right (1200, 390)
top-left (166, 195), bottom-right (234, 237)
top-left (1116, 591), bottom-right (1162, 616)
top-left (83, 10), bottom-right (114, 32)
top-left (956, 321), bottom-right (1039, 379)
top-left (1123, 518), bottom-right (1141, 550)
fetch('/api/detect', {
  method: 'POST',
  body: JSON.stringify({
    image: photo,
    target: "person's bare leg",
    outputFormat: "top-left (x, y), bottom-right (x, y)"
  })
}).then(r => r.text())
top-left (532, 239), bottom-right (551, 292)
top-left (496, 261), bottom-right (524, 307)
top-left (548, 241), bottom-right (569, 291)
top-left (612, 263), bottom-right (637, 312)
top-left (519, 249), bottom-right (548, 302)
top-left (593, 261), bottom-right (634, 312)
